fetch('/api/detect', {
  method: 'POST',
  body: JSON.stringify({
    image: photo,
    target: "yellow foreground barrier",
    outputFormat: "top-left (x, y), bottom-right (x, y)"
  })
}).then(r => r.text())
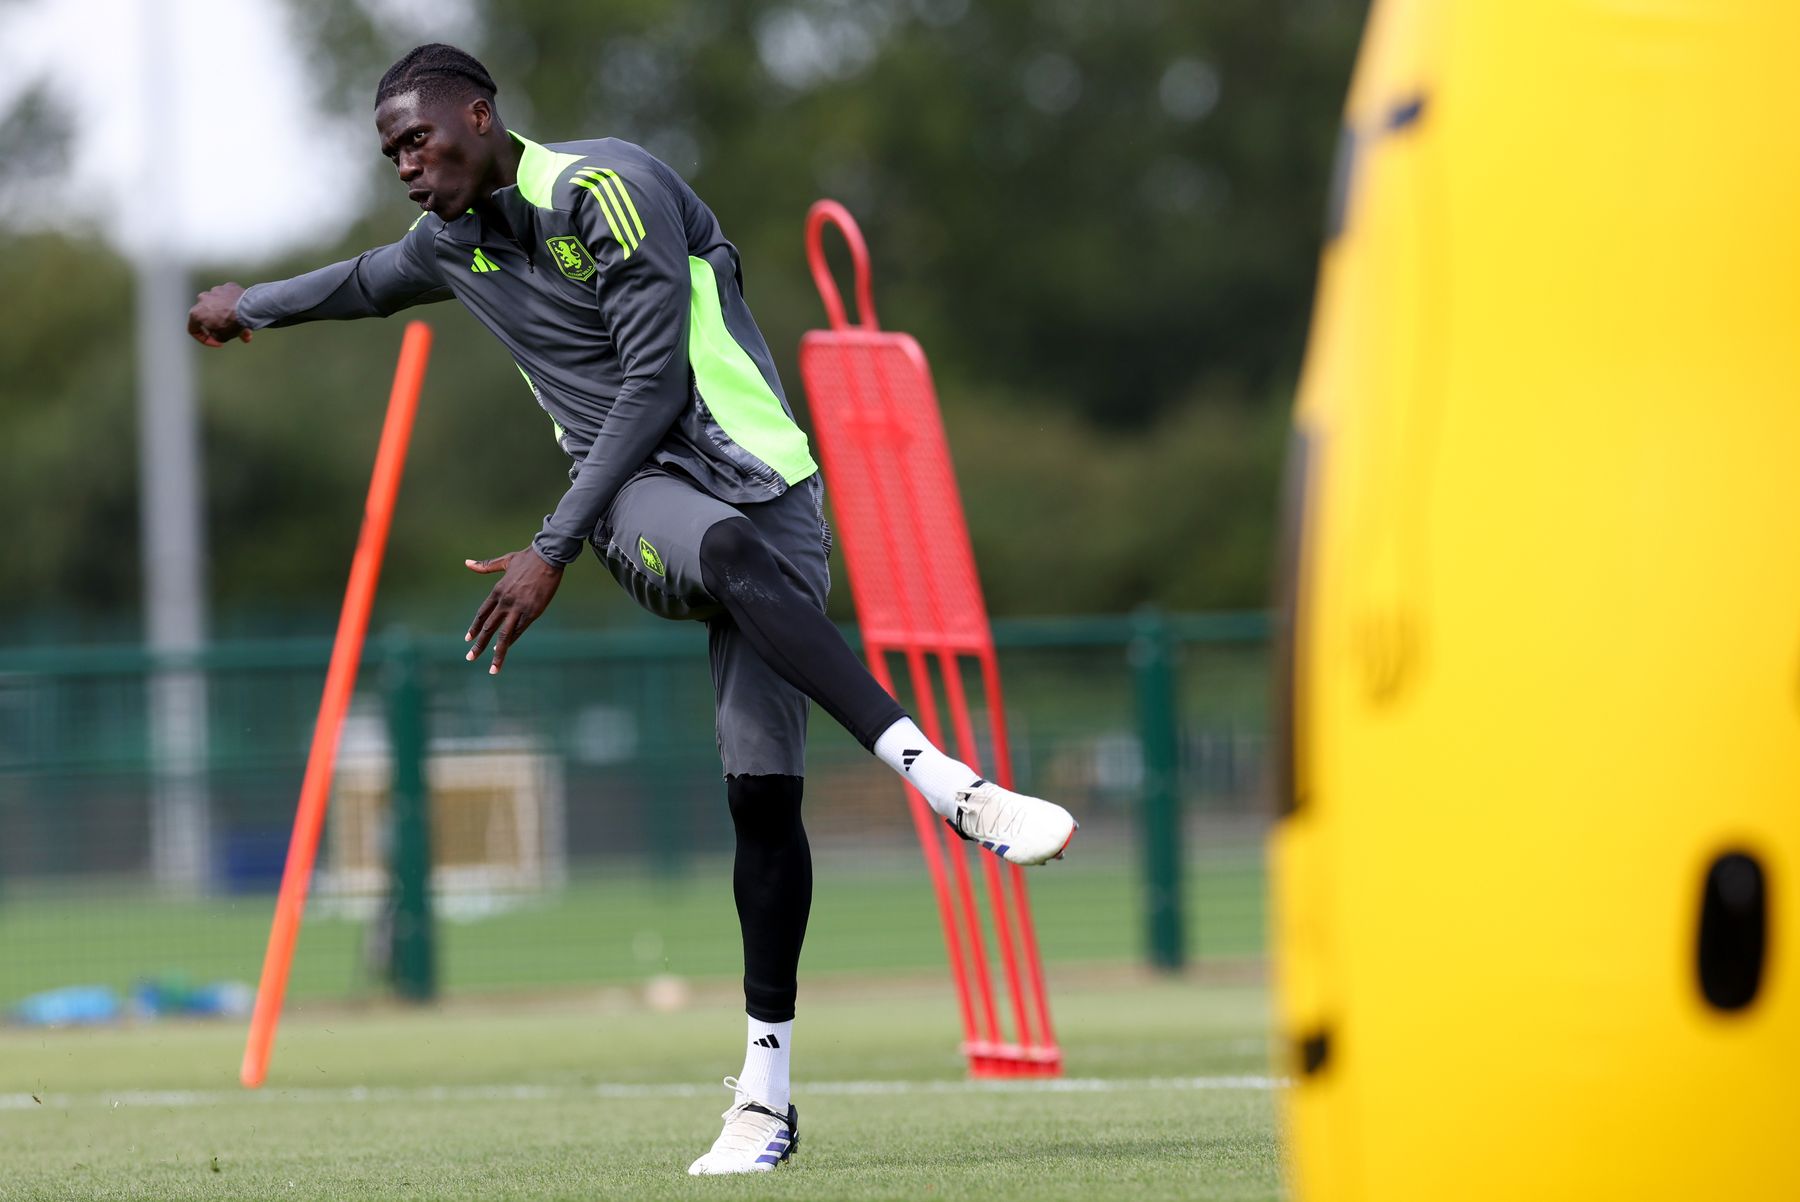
top-left (1273, 2), bottom-right (1800, 1198)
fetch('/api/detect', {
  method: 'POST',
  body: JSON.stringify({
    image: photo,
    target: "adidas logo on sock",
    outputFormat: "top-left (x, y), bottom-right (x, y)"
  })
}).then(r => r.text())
top-left (753, 1034), bottom-right (782, 1049)
top-left (901, 749), bottom-right (922, 771)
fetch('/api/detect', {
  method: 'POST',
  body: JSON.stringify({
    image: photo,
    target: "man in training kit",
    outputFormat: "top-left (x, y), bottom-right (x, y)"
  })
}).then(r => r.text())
top-left (188, 44), bottom-right (1077, 1176)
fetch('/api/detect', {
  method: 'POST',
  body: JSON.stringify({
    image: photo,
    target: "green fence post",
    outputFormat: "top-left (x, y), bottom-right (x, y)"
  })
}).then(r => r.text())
top-left (386, 630), bottom-right (436, 1001)
top-left (641, 663), bottom-right (687, 880)
top-left (1132, 606), bottom-right (1186, 971)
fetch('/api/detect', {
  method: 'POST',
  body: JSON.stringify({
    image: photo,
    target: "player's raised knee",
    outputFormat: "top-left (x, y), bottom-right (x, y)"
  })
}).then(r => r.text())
top-left (699, 516), bottom-right (774, 595)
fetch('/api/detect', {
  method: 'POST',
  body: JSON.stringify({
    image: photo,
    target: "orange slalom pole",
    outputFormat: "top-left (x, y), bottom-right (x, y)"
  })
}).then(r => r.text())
top-left (240, 321), bottom-right (432, 1088)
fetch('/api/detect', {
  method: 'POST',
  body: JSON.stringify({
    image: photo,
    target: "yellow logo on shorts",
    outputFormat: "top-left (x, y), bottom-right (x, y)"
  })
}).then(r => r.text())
top-left (638, 536), bottom-right (665, 576)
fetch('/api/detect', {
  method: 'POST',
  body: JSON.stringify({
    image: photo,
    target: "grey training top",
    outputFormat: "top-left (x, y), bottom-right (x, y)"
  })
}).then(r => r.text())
top-left (236, 132), bottom-right (819, 566)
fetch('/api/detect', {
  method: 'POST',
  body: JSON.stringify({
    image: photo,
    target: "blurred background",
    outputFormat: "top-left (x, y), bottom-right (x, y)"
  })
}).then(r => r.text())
top-left (0, 0), bottom-right (1364, 1020)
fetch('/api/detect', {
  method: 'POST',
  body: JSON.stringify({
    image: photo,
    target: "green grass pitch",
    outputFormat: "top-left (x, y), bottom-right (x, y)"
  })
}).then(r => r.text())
top-left (0, 974), bottom-right (1281, 1201)
top-left (0, 841), bottom-right (1266, 1001)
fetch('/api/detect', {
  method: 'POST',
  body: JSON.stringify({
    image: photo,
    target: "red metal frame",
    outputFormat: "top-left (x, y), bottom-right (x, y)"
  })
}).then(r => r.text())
top-left (798, 201), bottom-right (1060, 1077)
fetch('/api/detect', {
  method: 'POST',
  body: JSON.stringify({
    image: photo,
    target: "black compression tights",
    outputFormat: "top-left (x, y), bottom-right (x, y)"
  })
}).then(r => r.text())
top-left (698, 517), bottom-right (907, 750)
top-left (729, 774), bottom-right (812, 1022)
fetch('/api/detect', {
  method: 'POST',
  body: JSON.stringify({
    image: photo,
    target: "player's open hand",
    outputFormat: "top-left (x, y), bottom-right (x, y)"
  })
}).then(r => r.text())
top-left (463, 547), bottom-right (564, 674)
top-left (187, 283), bottom-right (254, 347)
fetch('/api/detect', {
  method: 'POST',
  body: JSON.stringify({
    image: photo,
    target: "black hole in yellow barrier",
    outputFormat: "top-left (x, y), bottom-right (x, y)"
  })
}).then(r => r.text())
top-left (1698, 851), bottom-right (1766, 1012)
top-left (1298, 1030), bottom-right (1331, 1076)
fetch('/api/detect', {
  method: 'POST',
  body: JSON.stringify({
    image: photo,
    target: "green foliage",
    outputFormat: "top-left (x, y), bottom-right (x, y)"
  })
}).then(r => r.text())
top-left (1, 0), bottom-right (1367, 632)
top-left (468, 0), bottom-right (1364, 427)
top-left (944, 390), bottom-right (1289, 615)
top-left (0, 236), bottom-right (140, 635)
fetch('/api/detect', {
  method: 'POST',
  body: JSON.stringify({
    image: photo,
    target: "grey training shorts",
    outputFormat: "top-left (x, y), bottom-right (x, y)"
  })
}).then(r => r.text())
top-left (590, 467), bottom-right (832, 777)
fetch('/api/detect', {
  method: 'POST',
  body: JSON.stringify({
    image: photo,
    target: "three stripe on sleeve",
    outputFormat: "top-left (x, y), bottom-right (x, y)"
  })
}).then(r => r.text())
top-left (571, 166), bottom-right (648, 258)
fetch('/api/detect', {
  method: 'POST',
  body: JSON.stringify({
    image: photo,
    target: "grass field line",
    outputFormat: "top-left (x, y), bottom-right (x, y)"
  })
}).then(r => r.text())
top-left (0, 1074), bottom-right (1284, 1112)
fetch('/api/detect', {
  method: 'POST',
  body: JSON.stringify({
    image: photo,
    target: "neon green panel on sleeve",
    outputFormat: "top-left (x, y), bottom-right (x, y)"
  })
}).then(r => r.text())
top-left (686, 257), bottom-right (818, 485)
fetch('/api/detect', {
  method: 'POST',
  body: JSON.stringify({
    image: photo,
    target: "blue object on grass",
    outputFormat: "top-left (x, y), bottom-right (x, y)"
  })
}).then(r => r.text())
top-left (132, 975), bottom-right (254, 1019)
top-left (11, 985), bottom-right (121, 1027)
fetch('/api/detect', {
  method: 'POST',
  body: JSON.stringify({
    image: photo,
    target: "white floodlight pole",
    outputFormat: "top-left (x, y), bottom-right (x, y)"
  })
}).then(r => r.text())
top-left (135, 0), bottom-right (212, 893)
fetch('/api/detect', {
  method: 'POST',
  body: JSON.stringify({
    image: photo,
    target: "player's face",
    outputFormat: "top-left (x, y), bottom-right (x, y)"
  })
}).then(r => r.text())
top-left (376, 92), bottom-right (494, 219)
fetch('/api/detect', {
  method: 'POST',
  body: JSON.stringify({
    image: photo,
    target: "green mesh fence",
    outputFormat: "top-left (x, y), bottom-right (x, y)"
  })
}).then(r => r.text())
top-left (0, 613), bottom-right (1269, 1015)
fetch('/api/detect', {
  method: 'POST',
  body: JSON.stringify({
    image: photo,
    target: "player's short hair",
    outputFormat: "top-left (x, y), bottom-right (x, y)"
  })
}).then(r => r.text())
top-left (375, 43), bottom-right (497, 111)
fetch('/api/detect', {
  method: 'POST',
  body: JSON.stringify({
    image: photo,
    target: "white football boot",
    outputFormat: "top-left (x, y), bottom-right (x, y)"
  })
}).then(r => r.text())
top-left (686, 1076), bottom-right (799, 1176)
top-left (946, 779), bottom-right (1078, 865)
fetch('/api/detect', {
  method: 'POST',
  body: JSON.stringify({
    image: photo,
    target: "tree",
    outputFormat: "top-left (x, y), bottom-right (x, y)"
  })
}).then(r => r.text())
top-left (0, 0), bottom-right (1368, 630)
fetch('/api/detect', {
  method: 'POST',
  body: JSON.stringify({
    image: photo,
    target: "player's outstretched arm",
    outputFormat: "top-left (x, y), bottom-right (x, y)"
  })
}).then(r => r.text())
top-left (186, 225), bottom-right (449, 349)
top-left (188, 283), bottom-right (255, 346)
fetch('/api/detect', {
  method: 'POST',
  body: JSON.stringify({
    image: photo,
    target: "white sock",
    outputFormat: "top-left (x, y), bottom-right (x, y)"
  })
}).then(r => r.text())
top-left (873, 717), bottom-right (982, 820)
top-left (737, 1016), bottom-right (792, 1112)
